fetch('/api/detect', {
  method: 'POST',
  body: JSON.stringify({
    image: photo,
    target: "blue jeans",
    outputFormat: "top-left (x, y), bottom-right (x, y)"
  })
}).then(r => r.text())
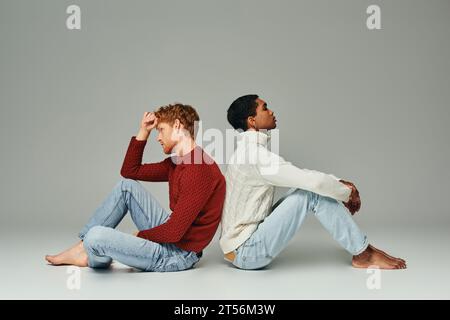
top-left (232, 188), bottom-right (369, 270)
top-left (78, 178), bottom-right (200, 272)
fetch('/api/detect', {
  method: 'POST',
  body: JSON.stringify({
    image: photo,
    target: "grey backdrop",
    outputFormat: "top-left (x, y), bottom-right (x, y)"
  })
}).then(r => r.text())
top-left (1, 0), bottom-right (449, 233)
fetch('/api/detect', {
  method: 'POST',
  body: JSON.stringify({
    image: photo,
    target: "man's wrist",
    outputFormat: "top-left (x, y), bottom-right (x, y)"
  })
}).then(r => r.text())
top-left (339, 180), bottom-right (353, 201)
top-left (136, 128), bottom-right (150, 141)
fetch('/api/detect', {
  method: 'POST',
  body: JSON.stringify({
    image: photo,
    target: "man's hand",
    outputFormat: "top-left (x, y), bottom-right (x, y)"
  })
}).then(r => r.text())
top-left (339, 179), bottom-right (361, 215)
top-left (133, 231), bottom-right (139, 237)
top-left (140, 112), bottom-right (158, 132)
top-left (136, 112), bottom-right (158, 141)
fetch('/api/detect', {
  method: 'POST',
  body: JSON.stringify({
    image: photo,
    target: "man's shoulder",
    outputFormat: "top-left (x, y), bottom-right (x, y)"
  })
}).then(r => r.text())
top-left (183, 150), bottom-right (223, 176)
top-left (227, 142), bottom-right (276, 166)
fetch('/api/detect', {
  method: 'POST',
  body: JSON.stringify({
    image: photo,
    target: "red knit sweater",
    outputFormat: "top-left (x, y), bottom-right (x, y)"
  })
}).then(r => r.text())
top-left (120, 136), bottom-right (226, 253)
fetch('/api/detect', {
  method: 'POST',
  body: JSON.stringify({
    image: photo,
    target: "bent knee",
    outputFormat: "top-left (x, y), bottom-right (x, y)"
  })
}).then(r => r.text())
top-left (119, 177), bottom-right (139, 187)
top-left (291, 188), bottom-right (310, 198)
top-left (290, 188), bottom-right (316, 204)
top-left (83, 226), bottom-right (111, 247)
top-left (118, 178), bottom-right (143, 193)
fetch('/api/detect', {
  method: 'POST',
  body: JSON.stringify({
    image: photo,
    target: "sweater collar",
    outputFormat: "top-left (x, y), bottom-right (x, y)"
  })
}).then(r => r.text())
top-left (238, 130), bottom-right (270, 147)
top-left (171, 145), bottom-right (204, 165)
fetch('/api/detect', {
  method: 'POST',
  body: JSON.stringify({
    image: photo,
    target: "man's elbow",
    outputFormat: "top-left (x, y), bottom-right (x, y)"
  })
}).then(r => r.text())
top-left (120, 170), bottom-right (129, 179)
top-left (310, 179), bottom-right (324, 191)
top-left (120, 168), bottom-right (133, 179)
top-left (167, 232), bottom-right (183, 243)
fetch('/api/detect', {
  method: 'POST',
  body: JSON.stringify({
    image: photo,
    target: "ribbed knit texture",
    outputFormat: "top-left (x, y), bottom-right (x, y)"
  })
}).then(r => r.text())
top-left (219, 130), bottom-right (352, 254)
top-left (120, 136), bottom-right (226, 253)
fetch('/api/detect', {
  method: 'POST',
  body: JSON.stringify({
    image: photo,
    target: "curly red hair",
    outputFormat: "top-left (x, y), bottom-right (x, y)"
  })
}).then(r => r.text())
top-left (154, 103), bottom-right (200, 138)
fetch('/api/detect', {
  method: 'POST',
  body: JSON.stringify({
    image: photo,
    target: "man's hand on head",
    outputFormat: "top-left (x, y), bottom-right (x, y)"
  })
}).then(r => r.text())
top-left (141, 112), bottom-right (158, 132)
top-left (136, 112), bottom-right (158, 141)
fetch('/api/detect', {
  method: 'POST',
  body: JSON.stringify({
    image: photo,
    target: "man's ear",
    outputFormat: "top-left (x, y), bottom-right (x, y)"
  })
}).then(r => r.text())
top-left (247, 116), bottom-right (256, 130)
top-left (174, 119), bottom-right (181, 130)
top-left (173, 119), bottom-right (187, 137)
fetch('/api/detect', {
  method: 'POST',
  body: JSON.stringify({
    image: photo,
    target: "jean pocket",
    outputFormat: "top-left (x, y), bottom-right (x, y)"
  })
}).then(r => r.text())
top-left (152, 256), bottom-right (185, 272)
top-left (152, 250), bottom-right (199, 272)
top-left (237, 237), bottom-right (273, 270)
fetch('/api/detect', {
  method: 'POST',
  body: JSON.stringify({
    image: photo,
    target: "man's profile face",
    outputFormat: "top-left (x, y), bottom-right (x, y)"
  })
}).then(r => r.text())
top-left (156, 121), bottom-right (177, 154)
top-left (249, 98), bottom-right (277, 130)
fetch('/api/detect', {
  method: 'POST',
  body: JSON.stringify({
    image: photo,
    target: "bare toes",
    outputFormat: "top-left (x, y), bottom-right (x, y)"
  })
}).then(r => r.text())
top-left (380, 263), bottom-right (397, 270)
top-left (389, 255), bottom-right (405, 264)
top-left (45, 255), bottom-right (57, 264)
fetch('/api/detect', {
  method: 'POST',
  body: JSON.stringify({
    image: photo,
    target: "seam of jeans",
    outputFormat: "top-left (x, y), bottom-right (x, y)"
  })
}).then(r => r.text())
top-left (353, 236), bottom-right (369, 255)
top-left (124, 187), bottom-right (170, 229)
top-left (123, 189), bottom-right (150, 228)
top-left (79, 188), bottom-right (135, 241)
top-left (153, 252), bottom-right (197, 272)
top-left (88, 236), bottom-right (190, 265)
top-left (161, 244), bottom-right (179, 258)
top-left (88, 238), bottom-right (162, 262)
top-left (98, 192), bottom-right (124, 228)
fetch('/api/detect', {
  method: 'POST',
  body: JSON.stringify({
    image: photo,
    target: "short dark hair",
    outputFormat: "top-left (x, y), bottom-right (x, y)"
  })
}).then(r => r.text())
top-left (227, 94), bottom-right (259, 131)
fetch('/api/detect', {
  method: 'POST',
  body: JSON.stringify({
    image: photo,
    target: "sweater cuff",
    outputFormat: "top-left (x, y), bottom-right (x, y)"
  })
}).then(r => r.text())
top-left (136, 230), bottom-right (147, 239)
top-left (132, 136), bottom-right (148, 144)
top-left (329, 174), bottom-right (341, 181)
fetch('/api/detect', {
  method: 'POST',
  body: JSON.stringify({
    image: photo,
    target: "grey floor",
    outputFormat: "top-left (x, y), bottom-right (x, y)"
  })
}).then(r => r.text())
top-left (1, 219), bottom-right (449, 300)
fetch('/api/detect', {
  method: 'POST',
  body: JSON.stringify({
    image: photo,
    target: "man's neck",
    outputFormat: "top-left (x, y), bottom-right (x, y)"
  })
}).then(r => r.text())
top-left (173, 138), bottom-right (197, 157)
top-left (246, 128), bottom-right (270, 134)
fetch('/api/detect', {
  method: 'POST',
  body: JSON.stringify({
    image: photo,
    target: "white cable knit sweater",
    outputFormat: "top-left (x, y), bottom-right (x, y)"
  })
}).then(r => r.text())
top-left (219, 130), bottom-right (352, 254)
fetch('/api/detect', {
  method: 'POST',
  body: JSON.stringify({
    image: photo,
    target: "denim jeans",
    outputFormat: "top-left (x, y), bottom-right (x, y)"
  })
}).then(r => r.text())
top-left (232, 188), bottom-right (369, 270)
top-left (78, 178), bottom-right (200, 272)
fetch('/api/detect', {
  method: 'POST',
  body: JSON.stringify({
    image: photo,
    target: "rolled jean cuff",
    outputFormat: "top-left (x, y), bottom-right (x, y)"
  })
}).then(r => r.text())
top-left (78, 228), bottom-right (88, 241)
top-left (353, 236), bottom-right (369, 256)
top-left (87, 253), bottom-right (111, 269)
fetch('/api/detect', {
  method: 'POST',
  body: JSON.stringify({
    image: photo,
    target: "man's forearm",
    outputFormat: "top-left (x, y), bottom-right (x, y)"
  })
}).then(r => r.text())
top-left (136, 128), bottom-right (150, 141)
top-left (260, 163), bottom-right (352, 202)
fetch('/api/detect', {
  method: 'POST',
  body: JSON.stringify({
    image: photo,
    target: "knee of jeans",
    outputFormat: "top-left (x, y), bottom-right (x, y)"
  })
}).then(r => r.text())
top-left (291, 189), bottom-right (313, 204)
top-left (291, 188), bottom-right (309, 198)
top-left (116, 178), bottom-right (139, 191)
top-left (83, 225), bottom-right (110, 248)
top-left (120, 178), bottom-right (139, 186)
top-left (315, 193), bottom-right (338, 207)
top-left (292, 189), bottom-right (319, 211)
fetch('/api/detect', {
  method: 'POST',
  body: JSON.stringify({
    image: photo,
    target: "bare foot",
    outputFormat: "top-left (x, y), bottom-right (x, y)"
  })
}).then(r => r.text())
top-left (46, 240), bottom-right (83, 261)
top-left (352, 245), bottom-right (406, 270)
top-left (368, 244), bottom-right (406, 264)
top-left (45, 241), bottom-right (88, 267)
